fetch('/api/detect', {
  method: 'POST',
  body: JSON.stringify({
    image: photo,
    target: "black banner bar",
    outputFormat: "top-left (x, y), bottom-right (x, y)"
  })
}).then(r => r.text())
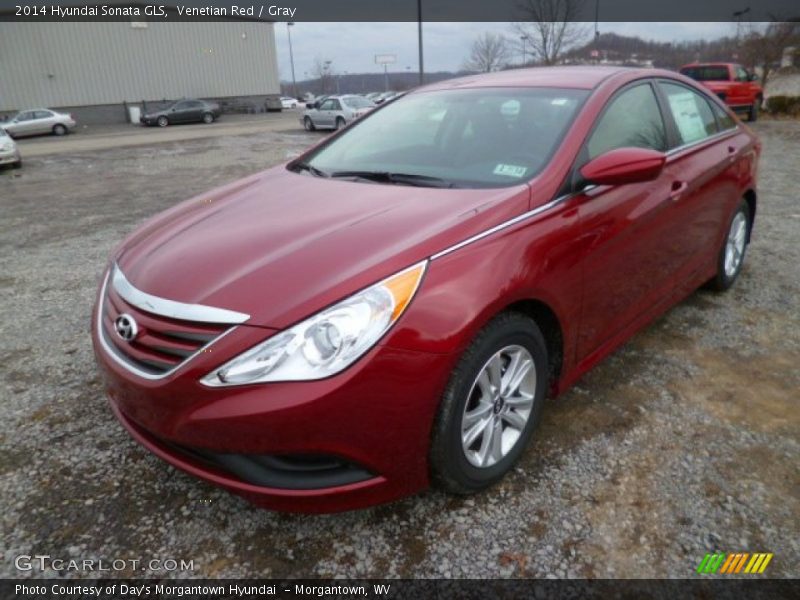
top-left (2, 579), bottom-right (799, 600)
top-left (1, 0), bottom-right (799, 22)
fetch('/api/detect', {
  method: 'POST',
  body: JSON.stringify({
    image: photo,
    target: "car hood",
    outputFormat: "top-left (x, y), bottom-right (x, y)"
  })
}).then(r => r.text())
top-left (116, 166), bottom-right (529, 328)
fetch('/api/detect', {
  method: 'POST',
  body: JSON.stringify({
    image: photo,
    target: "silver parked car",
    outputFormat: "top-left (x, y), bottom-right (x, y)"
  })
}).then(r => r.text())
top-left (0, 127), bottom-right (22, 168)
top-left (301, 95), bottom-right (376, 131)
top-left (3, 108), bottom-right (76, 138)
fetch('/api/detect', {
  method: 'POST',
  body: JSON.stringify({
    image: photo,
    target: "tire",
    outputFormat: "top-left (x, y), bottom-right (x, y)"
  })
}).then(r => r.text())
top-left (52, 124), bottom-right (67, 136)
top-left (202, 112), bottom-right (214, 124)
top-left (157, 116), bottom-right (169, 127)
top-left (303, 116), bottom-right (316, 132)
top-left (12, 159), bottom-right (21, 169)
top-left (709, 201), bottom-right (750, 291)
top-left (430, 312), bottom-right (549, 495)
top-left (335, 117), bottom-right (346, 130)
top-left (748, 98), bottom-right (761, 122)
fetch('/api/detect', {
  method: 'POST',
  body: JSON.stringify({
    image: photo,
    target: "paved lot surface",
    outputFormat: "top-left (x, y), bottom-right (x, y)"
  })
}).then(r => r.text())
top-left (1, 119), bottom-right (798, 579)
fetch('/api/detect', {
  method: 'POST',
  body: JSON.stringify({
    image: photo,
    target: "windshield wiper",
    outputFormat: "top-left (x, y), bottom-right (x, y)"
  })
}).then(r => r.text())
top-left (291, 161), bottom-right (329, 178)
top-left (329, 171), bottom-right (456, 188)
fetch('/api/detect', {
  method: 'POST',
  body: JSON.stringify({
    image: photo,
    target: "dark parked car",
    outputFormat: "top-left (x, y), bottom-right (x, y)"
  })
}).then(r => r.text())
top-left (140, 99), bottom-right (221, 127)
top-left (94, 67), bottom-right (759, 512)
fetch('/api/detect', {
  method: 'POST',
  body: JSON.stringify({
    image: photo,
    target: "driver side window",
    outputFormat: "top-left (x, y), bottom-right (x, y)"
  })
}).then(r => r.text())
top-left (587, 83), bottom-right (667, 159)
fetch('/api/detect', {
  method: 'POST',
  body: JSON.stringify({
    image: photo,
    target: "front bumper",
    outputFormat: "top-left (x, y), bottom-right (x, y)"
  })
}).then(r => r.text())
top-left (0, 149), bottom-right (20, 164)
top-left (93, 315), bottom-right (457, 512)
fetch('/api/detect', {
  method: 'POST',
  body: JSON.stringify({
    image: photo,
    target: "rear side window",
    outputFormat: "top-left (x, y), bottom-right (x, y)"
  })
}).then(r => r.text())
top-left (680, 66), bottom-right (730, 81)
top-left (587, 83), bottom-right (667, 159)
top-left (709, 100), bottom-right (737, 131)
top-left (661, 82), bottom-right (719, 145)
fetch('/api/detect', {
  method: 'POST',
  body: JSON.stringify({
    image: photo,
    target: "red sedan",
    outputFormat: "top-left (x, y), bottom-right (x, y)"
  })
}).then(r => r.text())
top-left (93, 66), bottom-right (760, 512)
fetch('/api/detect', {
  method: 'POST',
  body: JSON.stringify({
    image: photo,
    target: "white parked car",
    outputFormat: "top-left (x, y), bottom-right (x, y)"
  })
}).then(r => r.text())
top-left (300, 95), bottom-right (376, 131)
top-left (3, 108), bottom-right (76, 138)
top-left (280, 97), bottom-right (299, 109)
top-left (0, 127), bottom-right (21, 168)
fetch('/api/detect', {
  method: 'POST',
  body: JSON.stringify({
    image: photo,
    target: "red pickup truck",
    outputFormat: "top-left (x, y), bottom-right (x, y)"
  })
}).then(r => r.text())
top-left (679, 63), bottom-right (763, 121)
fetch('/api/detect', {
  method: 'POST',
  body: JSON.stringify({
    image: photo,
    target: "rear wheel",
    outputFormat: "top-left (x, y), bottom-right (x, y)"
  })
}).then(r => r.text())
top-left (335, 117), bottom-right (346, 130)
top-left (710, 201), bottom-right (750, 291)
top-left (52, 124), bottom-right (67, 136)
top-left (748, 100), bottom-right (760, 122)
top-left (202, 112), bottom-right (214, 124)
top-left (430, 312), bottom-right (549, 494)
top-left (303, 116), bottom-right (316, 131)
top-left (157, 116), bottom-right (169, 127)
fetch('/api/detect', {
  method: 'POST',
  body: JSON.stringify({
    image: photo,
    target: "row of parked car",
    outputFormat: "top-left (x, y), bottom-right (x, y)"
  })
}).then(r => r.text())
top-left (0, 62), bottom-right (763, 172)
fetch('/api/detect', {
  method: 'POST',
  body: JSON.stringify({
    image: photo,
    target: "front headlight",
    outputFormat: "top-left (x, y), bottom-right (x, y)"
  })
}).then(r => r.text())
top-left (201, 261), bottom-right (427, 386)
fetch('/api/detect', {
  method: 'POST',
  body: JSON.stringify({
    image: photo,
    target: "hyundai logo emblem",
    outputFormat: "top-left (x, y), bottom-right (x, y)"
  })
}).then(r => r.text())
top-left (114, 313), bottom-right (138, 342)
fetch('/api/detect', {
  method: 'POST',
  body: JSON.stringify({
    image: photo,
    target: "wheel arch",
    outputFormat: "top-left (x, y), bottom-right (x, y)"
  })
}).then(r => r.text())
top-left (500, 298), bottom-right (564, 390)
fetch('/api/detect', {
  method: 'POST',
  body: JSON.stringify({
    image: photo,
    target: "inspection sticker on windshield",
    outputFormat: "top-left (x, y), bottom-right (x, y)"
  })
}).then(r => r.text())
top-left (493, 164), bottom-right (527, 178)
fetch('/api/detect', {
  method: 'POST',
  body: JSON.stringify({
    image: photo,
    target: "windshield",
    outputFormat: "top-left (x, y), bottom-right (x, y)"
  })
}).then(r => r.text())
top-left (299, 87), bottom-right (588, 188)
top-left (343, 96), bottom-right (375, 109)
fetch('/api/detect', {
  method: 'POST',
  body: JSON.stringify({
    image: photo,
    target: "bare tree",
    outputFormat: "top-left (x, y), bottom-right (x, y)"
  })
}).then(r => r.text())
top-left (463, 32), bottom-right (511, 72)
top-left (739, 21), bottom-right (800, 85)
top-left (310, 57), bottom-right (336, 95)
top-left (510, 0), bottom-right (589, 66)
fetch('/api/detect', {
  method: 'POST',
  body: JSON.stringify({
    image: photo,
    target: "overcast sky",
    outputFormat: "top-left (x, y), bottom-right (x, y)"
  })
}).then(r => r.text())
top-left (273, 22), bottom-right (737, 82)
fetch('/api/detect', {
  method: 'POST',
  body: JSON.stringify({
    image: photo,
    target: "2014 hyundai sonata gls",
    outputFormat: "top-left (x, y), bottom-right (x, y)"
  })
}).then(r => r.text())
top-left (93, 67), bottom-right (759, 512)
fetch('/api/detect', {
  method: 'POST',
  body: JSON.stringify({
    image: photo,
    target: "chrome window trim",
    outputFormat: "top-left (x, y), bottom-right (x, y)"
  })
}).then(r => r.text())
top-left (96, 270), bottom-right (239, 381)
top-left (112, 263), bottom-right (250, 324)
top-left (665, 128), bottom-right (738, 157)
top-left (430, 189), bottom-right (589, 261)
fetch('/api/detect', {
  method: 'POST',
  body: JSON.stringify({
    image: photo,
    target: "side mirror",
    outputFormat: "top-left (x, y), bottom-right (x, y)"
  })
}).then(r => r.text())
top-left (749, 73), bottom-right (759, 82)
top-left (580, 147), bottom-right (666, 187)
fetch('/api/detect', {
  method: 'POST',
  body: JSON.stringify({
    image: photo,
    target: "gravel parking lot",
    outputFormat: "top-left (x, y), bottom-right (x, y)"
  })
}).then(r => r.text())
top-left (1, 116), bottom-right (797, 579)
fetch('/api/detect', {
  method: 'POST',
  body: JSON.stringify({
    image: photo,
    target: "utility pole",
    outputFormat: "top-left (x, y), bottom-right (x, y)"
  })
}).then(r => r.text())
top-left (520, 35), bottom-right (528, 66)
top-left (286, 22), bottom-right (298, 98)
top-left (417, 0), bottom-right (424, 85)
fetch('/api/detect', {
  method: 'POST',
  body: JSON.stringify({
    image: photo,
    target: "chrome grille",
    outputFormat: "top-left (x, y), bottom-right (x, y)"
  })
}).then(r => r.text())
top-left (98, 265), bottom-right (250, 379)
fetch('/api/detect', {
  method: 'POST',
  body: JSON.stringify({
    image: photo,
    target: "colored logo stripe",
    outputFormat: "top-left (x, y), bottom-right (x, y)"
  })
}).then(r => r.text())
top-left (698, 552), bottom-right (773, 574)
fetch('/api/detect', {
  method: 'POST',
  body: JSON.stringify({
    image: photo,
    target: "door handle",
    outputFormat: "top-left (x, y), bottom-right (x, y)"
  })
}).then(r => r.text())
top-left (669, 181), bottom-right (688, 201)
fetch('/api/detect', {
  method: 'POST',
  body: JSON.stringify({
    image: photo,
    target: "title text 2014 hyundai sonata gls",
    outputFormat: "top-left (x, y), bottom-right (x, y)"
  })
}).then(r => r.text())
top-left (93, 67), bottom-right (760, 512)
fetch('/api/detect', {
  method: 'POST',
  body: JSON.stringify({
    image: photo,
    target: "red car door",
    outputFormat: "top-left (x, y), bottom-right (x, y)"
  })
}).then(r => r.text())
top-left (729, 65), bottom-right (753, 108)
top-left (656, 81), bottom-right (742, 290)
top-left (572, 81), bottom-right (682, 363)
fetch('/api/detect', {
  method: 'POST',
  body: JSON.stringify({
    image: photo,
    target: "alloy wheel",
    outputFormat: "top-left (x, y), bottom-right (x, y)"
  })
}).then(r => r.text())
top-left (724, 211), bottom-right (747, 278)
top-left (460, 345), bottom-right (536, 468)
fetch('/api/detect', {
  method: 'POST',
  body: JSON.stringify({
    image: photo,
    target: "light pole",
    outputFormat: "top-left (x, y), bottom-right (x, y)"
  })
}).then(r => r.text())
top-left (733, 7), bottom-right (750, 41)
top-left (417, 0), bottom-right (424, 85)
top-left (286, 22), bottom-right (297, 99)
top-left (324, 60), bottom-right (332, 94)
top-left (520, 35), bottom-right (528, 66)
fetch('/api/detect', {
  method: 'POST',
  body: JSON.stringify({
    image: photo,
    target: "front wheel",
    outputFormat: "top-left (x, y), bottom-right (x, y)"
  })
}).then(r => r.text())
top-left (303, 116), bottom-right (316, 131)
top-left (430, 312), bottom-right (549, 495)
top-left (157, 116), bottom-right (169, 127)
top-left (202, 112), bottom-right (214, 124)
top-left (710, 201), bottom-right (750, 291)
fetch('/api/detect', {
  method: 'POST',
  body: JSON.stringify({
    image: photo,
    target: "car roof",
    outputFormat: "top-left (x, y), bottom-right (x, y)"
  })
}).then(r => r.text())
top-left (420, 66), bottom-right (659, 91)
